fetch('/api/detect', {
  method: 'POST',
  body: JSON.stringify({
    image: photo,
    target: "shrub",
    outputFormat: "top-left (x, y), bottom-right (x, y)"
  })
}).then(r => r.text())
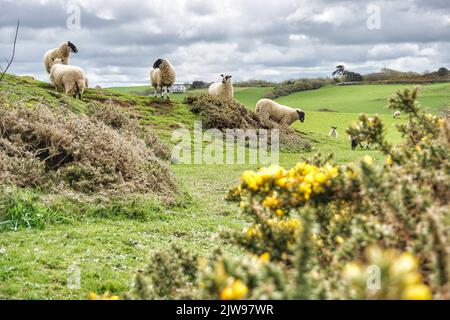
top-left (263, 78), bottom-right (331, 99)
top-left (0, 104), bottom-right (178, 201)
top-left (185, 94), bottom-right (311, 152)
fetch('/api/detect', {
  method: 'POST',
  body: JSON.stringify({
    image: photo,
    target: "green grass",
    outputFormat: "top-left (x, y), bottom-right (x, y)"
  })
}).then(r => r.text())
top-left (275, 83), bottom-right (450, 114)
top-left (1, 76), bottom-right (448, 299)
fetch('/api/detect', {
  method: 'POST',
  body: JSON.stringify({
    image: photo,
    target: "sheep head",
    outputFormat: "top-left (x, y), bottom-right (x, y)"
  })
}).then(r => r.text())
top-left (220, 74), bottom-right (232, 84)
top-left (296, 110), bottom-right (305, 123)
top-left (153, 58), bottom-right (164, 69)
top-left (67, 41), bottom-right (78, 53)
top-left (51, 58), bottom-right (64, 67)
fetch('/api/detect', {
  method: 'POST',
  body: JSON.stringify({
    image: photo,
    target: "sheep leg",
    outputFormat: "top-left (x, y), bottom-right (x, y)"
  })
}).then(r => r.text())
top-left (166, 86), bottom-right (170, 100)
top-left (160, 87), bottom-right (165, 99)
top-left (153, 87), bottom-right (157, 97)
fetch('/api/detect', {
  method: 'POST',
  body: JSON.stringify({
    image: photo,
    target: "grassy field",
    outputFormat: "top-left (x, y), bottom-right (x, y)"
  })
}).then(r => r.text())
top-left (0, 77), bottom-right (447, 299)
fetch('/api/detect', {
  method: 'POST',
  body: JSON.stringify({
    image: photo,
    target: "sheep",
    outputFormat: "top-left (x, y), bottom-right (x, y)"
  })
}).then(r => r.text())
top-left (255, 98), bottom-right (305, 127)
top-left (208, 74), bottom-right (234, 100)
top-left (49, 58), bottom-right (88, 100)
top-left (329, 126), bottom-right (338, 138)
top-left (150, 58), bottom-right (176, 100)
top-left (393, 111), bottom-right (401, 118)
top-left (349, 117), bottom-right (374, 150)
top-left (43, 41), bottom-right (78, 74)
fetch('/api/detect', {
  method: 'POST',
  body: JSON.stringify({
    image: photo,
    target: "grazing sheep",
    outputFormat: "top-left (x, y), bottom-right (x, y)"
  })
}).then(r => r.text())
top-left (208, 74), bottom-right (234, 100)
top-left (150, 58), bottom-right (176, 100)
top-left (255, 98), bottom-right (305, 127)
top-left (393, 111), bottom-right (401, 118)
top-left (49, 58), bottom-right (88, 100)
top-left (329, 126), bottom-right (338, 138)
top-left (349, 117), bottom-right (374, 150)
top-left (43, 41), bottom-right (78, 74)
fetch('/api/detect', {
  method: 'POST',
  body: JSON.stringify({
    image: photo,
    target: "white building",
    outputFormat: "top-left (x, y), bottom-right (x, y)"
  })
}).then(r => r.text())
top-left (170, 84), bottom-right (187, 93)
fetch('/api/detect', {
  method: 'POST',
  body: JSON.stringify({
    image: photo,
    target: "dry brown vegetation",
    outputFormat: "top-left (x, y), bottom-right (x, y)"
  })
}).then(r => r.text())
top-left (0, 103), bottom-right (178, 202)
top-left (184, 94), bottom-right (311, 152)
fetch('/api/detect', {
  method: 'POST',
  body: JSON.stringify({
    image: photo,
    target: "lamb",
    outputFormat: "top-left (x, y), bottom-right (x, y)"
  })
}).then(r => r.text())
top-left (208, 74), bottom-right (234, 100)
top-left (43, 41), bottom-right (78, 74)
top-left (150, 58), bottom-right (176, 100)
top-left (329, 126), bottom-right (338, 138)
top-left (49, 58), bottom-right (88, 100)
top-left (393, 111), bottom-right (401, 118)
top-left (255, 98), bottom-right (305, 127)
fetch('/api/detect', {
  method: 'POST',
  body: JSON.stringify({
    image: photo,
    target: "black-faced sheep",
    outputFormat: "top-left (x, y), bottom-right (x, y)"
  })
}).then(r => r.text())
top-left (150, 58), bottom-right (176, 100)
top-left (43, 41), bottom-right (78, 74)
top-left (49, 58), bottom-right (88, 100)
top-left (349, 117), bottom-right (374, 150)
top-left (255, 98), bottom-right (305, 127)
top-left (208, 74), bottom-right (234, 100)
top-left (393, 111), bottom-right (401, 118)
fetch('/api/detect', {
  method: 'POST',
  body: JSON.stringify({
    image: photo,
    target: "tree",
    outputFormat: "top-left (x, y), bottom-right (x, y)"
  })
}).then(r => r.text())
top-left (0, 20), bottom-right (20, 82)
top-left (437, 67), bottom-right (449, 77)
top-left (191, 81), bottom-right (207, 89)
top-left (332, 65), bottom-right (363, 82)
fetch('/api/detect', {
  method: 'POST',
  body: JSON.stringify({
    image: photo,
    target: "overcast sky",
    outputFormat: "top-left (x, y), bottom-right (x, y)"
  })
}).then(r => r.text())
top-left (1, 0), bottom-right (450, 87)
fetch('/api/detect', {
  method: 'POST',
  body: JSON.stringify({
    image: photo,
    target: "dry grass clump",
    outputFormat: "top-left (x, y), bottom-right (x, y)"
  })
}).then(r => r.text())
top-left (90, 103), bottom-right (171, 160)
top-left (185, 94), bottom-right (311, 152)
top-left (0, 104), bottom-right (178, 201)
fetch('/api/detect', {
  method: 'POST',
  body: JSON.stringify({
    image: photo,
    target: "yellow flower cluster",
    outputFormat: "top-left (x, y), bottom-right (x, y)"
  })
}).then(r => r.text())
top-left (240, 163), bottom-right (339, 205)
top-left (220, 279), bottom-right (249, 300)
top-left (87, 291), bottom-right (120, 300)
top-left (245, 218), bottom-right (303, 240)
top-left (343, 246), bottom-right (432, 300)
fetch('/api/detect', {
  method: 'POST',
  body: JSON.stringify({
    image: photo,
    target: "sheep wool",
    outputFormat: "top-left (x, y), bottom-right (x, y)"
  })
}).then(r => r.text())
top-left (150, 58), bottom-right (176, 99)
top-left (49, 58), bottom-right (88, 100)
top-left (43, 41), bottom-right (78, 74)
top-left (329, 127), bottom-right (338, 138)
top-left (255, 98), bottom-right (305, 127)
top-left (208, 74), bottom-right (234, 100)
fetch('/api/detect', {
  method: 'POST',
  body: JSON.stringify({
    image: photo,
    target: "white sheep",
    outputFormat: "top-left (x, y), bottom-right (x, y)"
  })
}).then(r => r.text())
top-left (329, 126), bottom-right (338, 138)
top-left (208, 74), bottom-right (234, 100)
top-left (393, 111), bottom-right (401, 118)
top-left (49, 58), bottom-right (88, 100)
top-left (255, 98), bottom-right (305, 126)
top-left (43, 41), bottom-right (78, 74)
top-left (150, 58), bottom-right (176, 100)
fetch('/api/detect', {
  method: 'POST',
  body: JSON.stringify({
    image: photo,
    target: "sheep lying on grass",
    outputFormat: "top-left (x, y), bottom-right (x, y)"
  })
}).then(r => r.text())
top-left (150, 58), bottom-right (176, 100)
top-left (208, 74), bottom-right (234, 100)
top-left (329, 126), bottom-right (338, 138)
top-left (393, 111), bottom-right (401, 118)
top-left (255, 98), bottom-right (305, 127)
top-left (43, 41), bottom-right (78, 74)
top-left (49, 58), bottom-right (88, 100)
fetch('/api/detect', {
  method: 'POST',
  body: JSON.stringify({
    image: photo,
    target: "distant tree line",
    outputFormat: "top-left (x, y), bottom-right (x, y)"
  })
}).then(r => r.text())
top-left (263, 78), bottom-right (333, 99)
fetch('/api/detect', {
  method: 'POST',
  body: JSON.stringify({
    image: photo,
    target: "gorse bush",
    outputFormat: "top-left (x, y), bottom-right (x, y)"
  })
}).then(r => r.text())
top-left (133, 88), bottom-right (449, 300)
top-left (0, 104), bottom-right (178, 201)
top-left (185, 94), bottom-right (311, 152)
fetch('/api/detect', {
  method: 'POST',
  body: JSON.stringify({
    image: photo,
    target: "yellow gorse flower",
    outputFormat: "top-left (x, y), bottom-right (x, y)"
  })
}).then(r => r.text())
top-left (220, 279), bottom-right (249, 300)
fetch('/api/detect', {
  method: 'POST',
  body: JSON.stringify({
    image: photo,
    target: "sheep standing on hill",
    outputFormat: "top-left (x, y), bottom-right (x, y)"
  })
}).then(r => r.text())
top-left (329, 126), bottom-right (338, 138)
top-left (393, 111), bottom-right (401, 118)
top-left (208, 74), bottom-right (234, 100)
top-left (43, 41), bottom-right (78, 74)
top-left (150, 58), bottom-right (176, 100)
top-left (255, 99), bottom-right (305, 127)
top-left (49, 58), bottom-right (88, 100)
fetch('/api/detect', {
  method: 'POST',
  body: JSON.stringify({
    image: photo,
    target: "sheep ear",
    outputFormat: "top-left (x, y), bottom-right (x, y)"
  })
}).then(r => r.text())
top-left (52, 58), bottom-right (54, 61)
top-left (220, 74), bottom-right (224, 77)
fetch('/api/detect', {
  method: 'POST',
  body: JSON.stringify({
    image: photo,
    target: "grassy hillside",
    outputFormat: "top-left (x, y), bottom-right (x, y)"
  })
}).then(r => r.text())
top-left (275, 83), bottom-right (450, 114)
top-left (1, 76), bottom-right (446, 299)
